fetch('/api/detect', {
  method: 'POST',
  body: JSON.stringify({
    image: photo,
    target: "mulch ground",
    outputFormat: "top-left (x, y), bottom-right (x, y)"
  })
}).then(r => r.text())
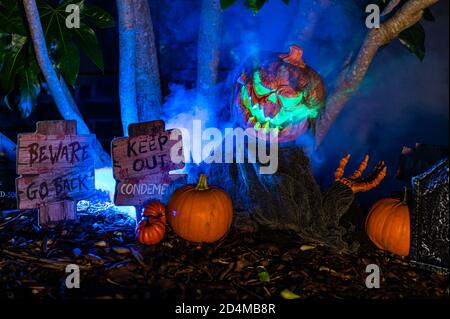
top-left (0, 201), bottom-right (448, 300)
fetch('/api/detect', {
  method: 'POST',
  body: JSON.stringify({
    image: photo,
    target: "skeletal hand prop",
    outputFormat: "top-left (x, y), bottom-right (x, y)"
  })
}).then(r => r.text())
top-left (335, 154), bottom-right (387, 193)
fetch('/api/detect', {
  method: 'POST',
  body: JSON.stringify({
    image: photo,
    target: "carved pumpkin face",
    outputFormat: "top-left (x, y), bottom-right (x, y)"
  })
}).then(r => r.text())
top-left (233, 45), bottom-right (326, 142)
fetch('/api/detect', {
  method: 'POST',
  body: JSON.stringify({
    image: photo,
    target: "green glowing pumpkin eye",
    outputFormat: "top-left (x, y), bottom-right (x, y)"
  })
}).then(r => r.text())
top-left (279, 93), bottom-right (304, 109)
top-left (253, 71), bottom-right (274, 96)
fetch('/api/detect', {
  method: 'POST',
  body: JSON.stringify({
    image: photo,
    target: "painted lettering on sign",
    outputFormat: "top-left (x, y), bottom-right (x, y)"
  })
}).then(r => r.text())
top-left (112, 120), bottom-right (185, 206)
top-left (15, 121), bottom-right (96, 218)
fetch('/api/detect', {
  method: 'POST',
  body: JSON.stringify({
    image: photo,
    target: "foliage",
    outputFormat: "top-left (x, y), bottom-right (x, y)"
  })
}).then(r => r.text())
top-left (0, 0), bottom-right (114, 117)
top-left (220, 0), bottom-right (290, 14)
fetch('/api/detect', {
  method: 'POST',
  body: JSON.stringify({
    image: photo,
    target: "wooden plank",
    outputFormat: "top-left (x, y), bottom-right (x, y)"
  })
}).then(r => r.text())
top-left (16, 168), bottom-right (95, 209)
top-left (38, 201), bottom-right (76, 226)
top-left (128, 120), bottom-right (165, 137)
top-left (112, 128), bottom-right (184, 180)
top-left (37, 120), bottom-right (76, 135)
top-left (114, 173), bottom-right (185, 206)
top-left (17, 134), bottom-right (94, 175)
top-left (112, 120), bottom-right (186, 207)
top-left (15, 120), bottom-right (96, 226)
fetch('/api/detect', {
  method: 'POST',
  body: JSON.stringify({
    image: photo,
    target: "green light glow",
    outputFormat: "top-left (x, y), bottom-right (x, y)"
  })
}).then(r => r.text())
top-left (239, 79), bottom-right (319, 131)
top-left (253, 71), bottom-right (275, 96)
top-left (278, 93), bottom-right (304, 109)
top-left (268, 93), bottom-right (278, 104)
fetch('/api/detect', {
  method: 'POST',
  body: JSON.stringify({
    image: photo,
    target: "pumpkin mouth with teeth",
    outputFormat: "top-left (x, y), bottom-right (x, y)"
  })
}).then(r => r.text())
top-left (233, 45), bottom-right (326, 143)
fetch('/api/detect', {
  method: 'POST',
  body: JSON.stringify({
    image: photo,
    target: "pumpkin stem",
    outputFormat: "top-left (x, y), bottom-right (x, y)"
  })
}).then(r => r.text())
top-left (279, 45), bottom-right (306, 68)
top-left (402, 187), bottom-right (408, 204)
top-left (195, 174), bottom-right (209, 191)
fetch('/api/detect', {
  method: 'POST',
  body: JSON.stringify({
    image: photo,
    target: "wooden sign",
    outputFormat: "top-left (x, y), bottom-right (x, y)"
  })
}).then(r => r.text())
top-left (16, 120), bottom-right (95, 226)
top-left (112, 120), bottom-right (185, 206)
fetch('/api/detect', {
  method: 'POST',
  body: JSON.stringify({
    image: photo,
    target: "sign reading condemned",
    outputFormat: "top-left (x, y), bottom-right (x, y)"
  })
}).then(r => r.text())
top-left (112, 120), bottom-right (185, 206)
top-left (16, 121), bottom-right (95, 225)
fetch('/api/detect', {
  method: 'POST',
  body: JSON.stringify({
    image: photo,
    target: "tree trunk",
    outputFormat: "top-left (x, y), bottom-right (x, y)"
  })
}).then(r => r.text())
top-left (116, 0), bottom-right (139, 136)
top-left (204, 147), bottom-right (358, 253)
top-left (60, 78), bottom-right (111, 167)
top-left (197, 0), bottom-right (222, 100)
top-left (134, 0), bottom-right (162, 122)
top-left (22, 0), bottom-right (110, 168)
top-left (0, 132), bottom-right (16, 162)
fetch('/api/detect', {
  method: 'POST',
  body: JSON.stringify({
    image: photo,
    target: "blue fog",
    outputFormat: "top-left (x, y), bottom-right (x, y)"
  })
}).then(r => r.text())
top-left (149, 0), bottom-right (448, 207)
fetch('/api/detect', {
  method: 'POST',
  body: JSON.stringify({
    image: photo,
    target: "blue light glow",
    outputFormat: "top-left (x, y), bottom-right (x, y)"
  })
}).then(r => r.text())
top-left (94, 168), bottom-right (136, 219)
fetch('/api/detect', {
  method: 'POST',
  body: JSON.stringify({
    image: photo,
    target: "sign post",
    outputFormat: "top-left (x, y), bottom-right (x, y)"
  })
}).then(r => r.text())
top-left (112, 120), bottom-right (185, 217)
top-left (15, 120), bottom-right (95, 226)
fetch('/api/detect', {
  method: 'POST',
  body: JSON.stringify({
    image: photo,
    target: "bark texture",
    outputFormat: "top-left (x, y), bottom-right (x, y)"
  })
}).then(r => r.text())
top-left (117, 0), bottom-right (138, 136)
top-left (197, 0), bottom-right (222, 99)
top-left (134, 0), bottom-right (162, 122)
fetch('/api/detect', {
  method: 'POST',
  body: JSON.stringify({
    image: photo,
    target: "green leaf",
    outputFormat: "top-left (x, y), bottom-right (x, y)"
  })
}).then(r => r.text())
top-left (399, 22), bottom-right (425, 61)
top-left (0, 34), bottom-right (27, 95)
top-left (0, 0), bottom-right (28, 36)
top-left (0, 33), bottom-right (8, 67)
top-left (73, 25), bottom-right (104, 72)
top-left (247, 0), bottom-right (268, 14)
top-left (281, 289), bottom-right (301, 299)
top-left (55, 39), bottom-right (80, 86)
top-left (82, 4), bottom-right (115, 28)
top-left (18, 63), bottom-right (40, 117)
top-left (220, 0), bottom-right (239, 9)
top-left (39, 1), bottom-right (80, 84)
top-left (258, 271), bottom-right (271, 284)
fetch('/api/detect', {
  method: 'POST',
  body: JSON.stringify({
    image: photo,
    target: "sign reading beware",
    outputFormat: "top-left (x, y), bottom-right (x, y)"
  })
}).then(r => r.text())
top-left (15, 120), bottom-right (95, 225)
top-left (112, 120), bottom-right (185, 206)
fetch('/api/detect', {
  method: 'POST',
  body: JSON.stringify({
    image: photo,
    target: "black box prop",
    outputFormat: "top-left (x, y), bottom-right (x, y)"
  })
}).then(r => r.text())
top-left (410, 158), bottom-right (449, 274)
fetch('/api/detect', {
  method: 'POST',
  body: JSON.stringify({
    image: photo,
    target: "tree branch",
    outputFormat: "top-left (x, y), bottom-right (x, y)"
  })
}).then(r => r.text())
top-left (315, 0), bottom-right (439, 146)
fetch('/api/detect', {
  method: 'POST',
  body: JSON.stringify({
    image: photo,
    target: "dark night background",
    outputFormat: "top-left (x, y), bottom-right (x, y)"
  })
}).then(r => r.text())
top-left (0, 0), bottom-right (448, 208)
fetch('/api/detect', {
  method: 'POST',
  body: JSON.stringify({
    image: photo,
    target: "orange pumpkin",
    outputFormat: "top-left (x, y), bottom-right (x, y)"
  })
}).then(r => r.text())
top-left (167, 174), bottom-right (233, 243)
top-left (136, 219), bottom-right (165, 245)
top-left (143, 200), bottom-right (167, 224)
top-left (136, 201), bottom-right (166, 245)
top-left (365, 191), bottom-right (410, 256)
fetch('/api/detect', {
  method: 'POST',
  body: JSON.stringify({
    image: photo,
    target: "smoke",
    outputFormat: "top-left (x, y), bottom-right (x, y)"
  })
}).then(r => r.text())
top-left (152, 0), bottom-right (448, 205)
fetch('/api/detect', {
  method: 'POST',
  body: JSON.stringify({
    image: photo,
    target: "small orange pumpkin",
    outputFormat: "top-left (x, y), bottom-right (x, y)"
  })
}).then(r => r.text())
top-left (136, 219), bottom-right (165, 245)
top-left (167, 174), bottom-right (233, 243)
top-left (143, 200), bottom-right (167, 224)
top-left (136, 201), bottom-right (166, 245)
top-left (365, 191), bottom-right (410, 256)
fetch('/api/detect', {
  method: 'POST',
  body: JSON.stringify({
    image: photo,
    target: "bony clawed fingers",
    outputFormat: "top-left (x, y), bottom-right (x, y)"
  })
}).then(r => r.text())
top-left (370, 161), bottom-right (387, 186)
top-left (350, 154), bottom-right (369, 180)
top-left (335, 154), bottom-right (351, 180)
top-left (335, 154), bottom-right (387, 193)
top-left (353, 161), bottom-right (387, 193)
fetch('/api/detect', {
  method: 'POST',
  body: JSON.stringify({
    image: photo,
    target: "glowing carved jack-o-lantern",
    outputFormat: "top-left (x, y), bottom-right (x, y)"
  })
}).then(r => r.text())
top-left (233, 45), bottom-right (326, 142)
